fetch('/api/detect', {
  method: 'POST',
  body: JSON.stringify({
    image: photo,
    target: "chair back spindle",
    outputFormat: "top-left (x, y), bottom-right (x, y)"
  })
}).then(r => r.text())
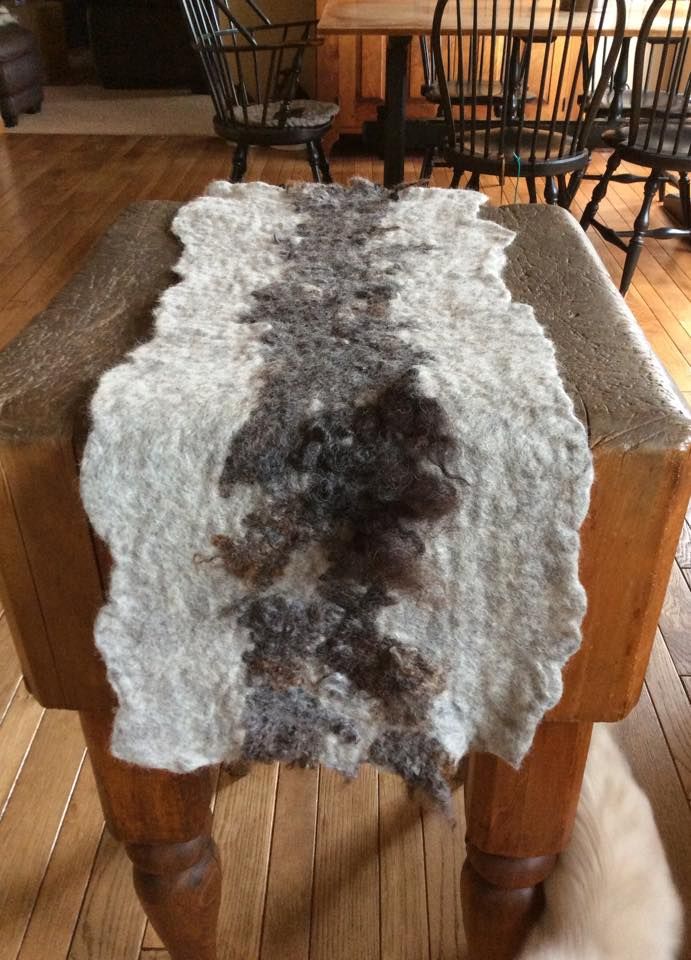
top-left (431, 0), bottom-right (627, 196)
top-left (626, 0), bottom-right (691, 161)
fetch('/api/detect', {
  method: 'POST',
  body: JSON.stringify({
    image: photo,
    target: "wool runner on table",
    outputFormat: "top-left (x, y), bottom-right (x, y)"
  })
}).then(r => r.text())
top-left (80, 180), bottom-right (593, 806)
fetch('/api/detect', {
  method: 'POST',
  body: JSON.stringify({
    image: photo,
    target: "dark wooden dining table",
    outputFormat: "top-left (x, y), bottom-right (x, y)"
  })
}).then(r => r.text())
top-left (317, 0), bottom-right (690, 187)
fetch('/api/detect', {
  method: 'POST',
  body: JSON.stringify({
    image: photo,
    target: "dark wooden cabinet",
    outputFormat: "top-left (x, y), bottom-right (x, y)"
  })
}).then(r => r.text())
top-left (87, 0), bottom-right (205, 89)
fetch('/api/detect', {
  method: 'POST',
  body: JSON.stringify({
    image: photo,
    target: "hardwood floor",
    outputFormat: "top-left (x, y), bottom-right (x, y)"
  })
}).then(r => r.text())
top-left (0, 134), bottom-right (689, 960)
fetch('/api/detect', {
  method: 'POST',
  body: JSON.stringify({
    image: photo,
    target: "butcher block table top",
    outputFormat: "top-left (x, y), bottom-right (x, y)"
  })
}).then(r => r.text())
top-left (318, 0), bottom-right (688, 36)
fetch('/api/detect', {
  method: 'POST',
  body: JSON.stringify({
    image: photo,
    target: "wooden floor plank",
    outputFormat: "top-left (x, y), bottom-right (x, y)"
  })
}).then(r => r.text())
top-left (0, 710), bottom-right (85, 960)
top-left (422, 790), bottom-right (467, 960)
top-left (212, 763), bottom-right (279, 960)
top-left (259, 765), bottom-right (319, 960)
top-left (17, 757), bottom-right (105, 960)
top-left (682, 677), bottom-right (691, 701)
top-left (677, 521), bottom-right (691, 568)
top-left (378, 775), bottom-right (430, 960)
top-left (67, 830), bottom-right (146, 960)
top-left (310, 767), bottom-right (380, 960)
top-left (658, 561), bottom-right (691, 674)
top-left (0, 614), bottom-right (22, 723)
top-left (612, 691), bottom-right (691, 959)
top-left (0, 684), bottom-right (44, 812)
top-left (645, 631), bottom-right (691, 800)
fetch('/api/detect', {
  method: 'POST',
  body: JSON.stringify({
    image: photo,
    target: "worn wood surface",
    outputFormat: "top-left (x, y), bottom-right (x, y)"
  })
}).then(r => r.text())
top-left (0, 138), bottom-right (690, 959)
top-left (318, 0), bottom-right (691, 37)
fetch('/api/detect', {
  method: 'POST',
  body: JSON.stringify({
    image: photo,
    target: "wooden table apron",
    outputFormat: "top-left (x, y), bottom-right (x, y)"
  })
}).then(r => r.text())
top-left (318, 0), bottom-right (690, 187)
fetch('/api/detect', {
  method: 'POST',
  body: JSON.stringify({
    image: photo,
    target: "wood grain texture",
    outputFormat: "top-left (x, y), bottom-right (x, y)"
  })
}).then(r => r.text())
top-left (0, 710), bottom-right (85, 960)
top-left (378, 774), bottom-right (430, 960)
top-left (317, 0), bottom-right (685, 36)
top-left (0, 437), bottom-right (107, 709)
top-left (612, 687), bottom-right (691, 945)
top-left (0, 613), bottom-right (21, 721)
top-left (212, 764), bottom-right (278, 960)
top-left (645, 632), bottom-right (691, 800)
top-left (67, 830), bottom-right (146, 960)
top-left (659, 560), bottom-right (691, 674)
top-left (0, 684), bottom-right (43, 811)
top-left (421, 790), bottom-right (468, 960)
top-left (310, 767), bottom-right (380, 960)
top-left (259, 766), bottom-right (319, 960)
top-left (17, 758), bottom-right (105, 960)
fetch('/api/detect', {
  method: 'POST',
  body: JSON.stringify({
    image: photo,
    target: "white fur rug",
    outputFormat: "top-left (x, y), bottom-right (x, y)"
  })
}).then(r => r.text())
top-left (520, 725), bottom-right (683, 960)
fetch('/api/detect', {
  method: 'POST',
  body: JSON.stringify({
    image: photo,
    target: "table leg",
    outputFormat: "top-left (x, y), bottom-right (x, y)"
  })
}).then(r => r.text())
top-left (462, 721), bottom-right (592, 960)
top-left (606, 37), bottom-right (630, 128)
top-left (81, 711), bottom-right (221, 960)
top-left (383, 35), bottom-right (411, 189)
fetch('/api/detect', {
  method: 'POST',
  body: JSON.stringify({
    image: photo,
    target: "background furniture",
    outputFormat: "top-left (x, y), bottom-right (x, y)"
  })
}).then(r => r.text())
top-left (0, 200), bottom-right (689, 960)
top-left (9, 0), bottom-right (69, 82)
top-left (0, 22), bottom-right (43, 128)
top-left (315, 0), bottom-right (437, 144)
top-left (430, 0), bottom-right (625, 204)
top-left (87, 0), bottom-right (205, 89)
top-left (180, 0), bottom-right (337, 182)
top-left (318, 0), bottom-right (691, 188)
top-left (581, 0), bottom-right (691, 293)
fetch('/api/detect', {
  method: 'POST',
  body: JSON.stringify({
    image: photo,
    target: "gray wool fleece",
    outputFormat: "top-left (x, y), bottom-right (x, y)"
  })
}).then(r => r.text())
top-left (80, 180), bottom-right (593, 804)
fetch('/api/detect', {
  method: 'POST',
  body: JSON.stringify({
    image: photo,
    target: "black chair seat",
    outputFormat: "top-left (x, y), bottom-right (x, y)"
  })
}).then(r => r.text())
top-left (602, 120), bottom-right (691, 166)
top-left (450, 126), bottom-right (588, 175)
top-left (421, 79), bottom-right (537, 104)
top-left (586, 87), bottom-right (688, 116)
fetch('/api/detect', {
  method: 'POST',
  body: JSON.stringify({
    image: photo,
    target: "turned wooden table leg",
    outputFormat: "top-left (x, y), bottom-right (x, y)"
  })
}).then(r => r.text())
top-left (462, 721), bottom-right (592, 960)
top-left (80, 711), bottom-right (221, 960)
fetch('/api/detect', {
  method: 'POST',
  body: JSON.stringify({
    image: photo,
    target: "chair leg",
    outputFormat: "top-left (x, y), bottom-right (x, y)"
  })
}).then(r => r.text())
top-left (314, 139), bottom-right (333, 184)
top-left (80, 711), bottom-right (221, 960)
top-left (449, 167), bottom-right (464, 189)
top-left (230, 144), bottom-right (248, 183)
top-left (420, 145), bottom-right (436, 181)
top-left (620, 170), bottom-right (660, 296)
top-left (678, 170), bottom-right (690, 226)
top-left (565, 168), bottom-right (585, 208)
top-left (526, 177), bottom-right (538, 204)
top-left (306, 140), bottom-right (324, 183)
top-left (462, 721), bottom-right (592, 960)
top-left (580, 150), bottom-right (622, 231)
top-left (467, 171), bottom-right (481, 191)
top-left (544, 176), bottom-right (558, 205)
top-left (557, 174), bottom-right (569, 208)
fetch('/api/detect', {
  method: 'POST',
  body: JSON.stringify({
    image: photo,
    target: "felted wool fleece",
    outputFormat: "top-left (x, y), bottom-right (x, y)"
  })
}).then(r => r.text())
top-left (80, 179), bottom-right (593, 805)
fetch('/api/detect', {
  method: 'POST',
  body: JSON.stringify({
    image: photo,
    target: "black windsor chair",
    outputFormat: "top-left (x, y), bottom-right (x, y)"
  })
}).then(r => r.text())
top-left (581, 0), bottom-right (691, 294)
top-left (430, 0), bottom-right (626, 205)
top-left (418, 32), bottom-right (542, 181)
top-left (179, 0), bottom-right (338, 182)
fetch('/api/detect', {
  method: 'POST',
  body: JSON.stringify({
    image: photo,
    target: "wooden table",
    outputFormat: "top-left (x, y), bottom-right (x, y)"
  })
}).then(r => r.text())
top-left (318, 0), bottom-right (689, 187)
top-left (0, 200), bottom-right (689, 960)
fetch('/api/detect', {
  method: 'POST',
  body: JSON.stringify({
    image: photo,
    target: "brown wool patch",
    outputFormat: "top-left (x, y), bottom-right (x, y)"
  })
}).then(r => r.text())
top-left (212, 181), bottom-right (462, 800)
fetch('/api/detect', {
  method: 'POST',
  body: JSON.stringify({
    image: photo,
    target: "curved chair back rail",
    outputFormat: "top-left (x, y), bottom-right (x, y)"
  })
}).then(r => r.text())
top-left (430, 0), bottom-right (627, 201)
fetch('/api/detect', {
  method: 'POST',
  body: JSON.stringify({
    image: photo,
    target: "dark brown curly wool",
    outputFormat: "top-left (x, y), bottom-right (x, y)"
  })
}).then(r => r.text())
top-left (212, 181), bottom-right (461, 803)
